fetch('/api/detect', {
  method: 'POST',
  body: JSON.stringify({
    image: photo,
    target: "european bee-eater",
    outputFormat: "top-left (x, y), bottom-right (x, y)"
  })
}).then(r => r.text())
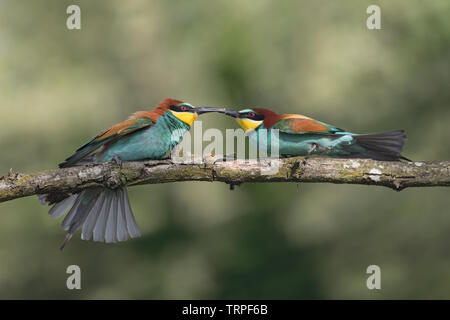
top-left (224, 108), bottom-right (408, 161)
top-left (39, 98), bottom-right (223, 248)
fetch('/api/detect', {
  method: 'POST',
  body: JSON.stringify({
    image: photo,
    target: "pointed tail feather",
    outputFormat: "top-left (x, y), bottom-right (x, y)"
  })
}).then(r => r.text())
top-left (60, 233), bottom-right (73, 250)
top-left (41, 187), bottom-right (141, 248)
top-left (353, 130), bottom-right (408, 161)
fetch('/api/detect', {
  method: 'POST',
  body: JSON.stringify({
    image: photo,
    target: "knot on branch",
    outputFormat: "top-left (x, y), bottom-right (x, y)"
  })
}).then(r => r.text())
top-left (103, 165), bottom-right (129, 189)
top-left (289, 159), bottom-right (304, 179)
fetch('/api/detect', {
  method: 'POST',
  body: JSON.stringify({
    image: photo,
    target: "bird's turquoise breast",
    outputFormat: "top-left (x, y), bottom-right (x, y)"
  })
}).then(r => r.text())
top-left (248, 127), bottom-right (365, 157)
top-left (97, 113), bottom-right (190, 162)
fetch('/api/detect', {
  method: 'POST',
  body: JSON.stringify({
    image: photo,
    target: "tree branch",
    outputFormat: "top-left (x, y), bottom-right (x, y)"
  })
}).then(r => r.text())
top-left (1, 157), bottom-right (449, 203)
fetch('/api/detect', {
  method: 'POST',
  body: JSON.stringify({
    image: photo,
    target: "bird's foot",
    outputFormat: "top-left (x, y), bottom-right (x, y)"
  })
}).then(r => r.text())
top-left (307, 143), bottom-right (318, 156)
top-left (304, 143), bottom-right (319, 160)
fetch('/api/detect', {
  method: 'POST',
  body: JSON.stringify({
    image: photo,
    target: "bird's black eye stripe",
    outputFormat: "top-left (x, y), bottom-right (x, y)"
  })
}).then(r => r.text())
top-left (170, 104), bottom-right (194, 112)
top-left (239, 112), bottom-right (264, 121)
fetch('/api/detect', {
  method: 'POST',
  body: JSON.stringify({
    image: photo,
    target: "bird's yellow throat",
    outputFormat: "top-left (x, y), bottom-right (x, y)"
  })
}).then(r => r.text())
top-left (236, 118), bottom-right (263, 133)
top-left (170, 110), bottom-right (198, 126)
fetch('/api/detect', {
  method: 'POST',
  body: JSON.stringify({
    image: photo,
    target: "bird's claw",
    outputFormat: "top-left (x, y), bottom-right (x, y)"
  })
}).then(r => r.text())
top-left (307, 143), bottom-right (318, 156)
top-left (304, 143), bottom-right (320, 160)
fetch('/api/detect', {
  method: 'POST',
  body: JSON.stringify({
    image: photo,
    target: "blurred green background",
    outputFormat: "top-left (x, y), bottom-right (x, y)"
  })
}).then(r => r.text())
top-left (0, 0), bottom-right (449, 299)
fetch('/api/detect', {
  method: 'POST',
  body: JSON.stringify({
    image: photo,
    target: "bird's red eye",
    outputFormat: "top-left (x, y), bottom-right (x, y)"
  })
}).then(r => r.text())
top-left (181, 106), bottom-right (187, 111)
top-left (248, 112), bottom-right (255, 118)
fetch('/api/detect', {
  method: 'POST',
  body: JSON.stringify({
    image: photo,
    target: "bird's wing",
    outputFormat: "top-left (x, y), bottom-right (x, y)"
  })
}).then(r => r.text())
top-left (59, 116), bottom-right (155, 168)
top-left (271, 115), bottom-right (345, 135)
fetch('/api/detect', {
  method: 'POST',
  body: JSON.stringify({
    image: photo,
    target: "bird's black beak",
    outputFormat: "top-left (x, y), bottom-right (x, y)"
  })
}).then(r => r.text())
top-left (195, 107), bottom-right (227, 115)
top-left (224, 109), bottom-right (240, 118)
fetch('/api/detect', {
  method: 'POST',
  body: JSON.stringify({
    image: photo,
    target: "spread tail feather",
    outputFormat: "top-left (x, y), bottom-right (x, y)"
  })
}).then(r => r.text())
top-left (49, 195), bottom-right (77, 218)
top-left (353, 130), bottom-right (408, 161)
top-left (40, 187), bottom-right (141, 249)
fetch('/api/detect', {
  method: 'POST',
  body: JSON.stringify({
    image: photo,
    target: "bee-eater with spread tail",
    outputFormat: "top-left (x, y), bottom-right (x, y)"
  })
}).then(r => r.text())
top-left (39, 98), bottom-right (223, 248)
top-left (223, 107), bottom-right (408, 161)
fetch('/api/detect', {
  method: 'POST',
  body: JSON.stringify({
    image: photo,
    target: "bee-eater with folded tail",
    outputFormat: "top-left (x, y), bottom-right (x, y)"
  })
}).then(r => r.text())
top-left (224, 108), bottom-right (408, 161)
top-left (39, 98), bottom-right (223, 249)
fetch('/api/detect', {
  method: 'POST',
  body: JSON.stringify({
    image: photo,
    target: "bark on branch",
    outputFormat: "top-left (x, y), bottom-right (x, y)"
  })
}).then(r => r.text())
top-left (1, 157), bottom-right (449, 203)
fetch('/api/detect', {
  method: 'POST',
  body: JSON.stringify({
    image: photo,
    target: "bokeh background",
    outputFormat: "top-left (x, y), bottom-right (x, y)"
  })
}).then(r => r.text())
top-left (0, 0), bottom-right (449, 299)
